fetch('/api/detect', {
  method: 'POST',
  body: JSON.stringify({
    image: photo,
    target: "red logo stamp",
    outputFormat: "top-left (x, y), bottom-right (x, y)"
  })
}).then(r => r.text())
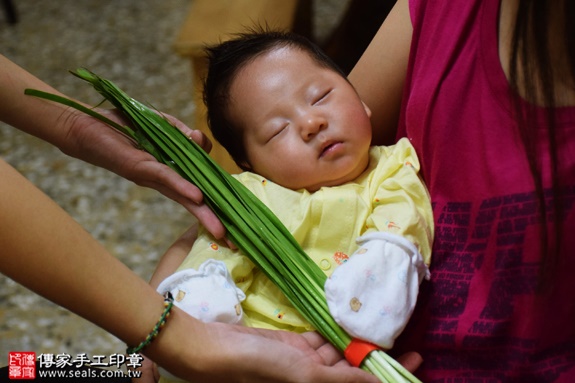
top-left (8, 352), bottom-right (36, 380)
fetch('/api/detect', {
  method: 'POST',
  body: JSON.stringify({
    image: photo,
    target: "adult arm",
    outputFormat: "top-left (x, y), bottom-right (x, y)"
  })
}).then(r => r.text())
top-left (0, 54), bottom-right (225, 239)
top-left (0, 158), bottom-right (378, 383)
top-left (348, 0), bottom-right (413, 146)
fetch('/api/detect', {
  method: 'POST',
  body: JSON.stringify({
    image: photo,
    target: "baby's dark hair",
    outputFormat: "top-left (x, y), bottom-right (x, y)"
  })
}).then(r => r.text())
top-left (202, 27), bottom-right (346, 170)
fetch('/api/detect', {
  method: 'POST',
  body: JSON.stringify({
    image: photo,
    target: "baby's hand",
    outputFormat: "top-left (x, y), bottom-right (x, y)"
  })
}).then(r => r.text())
top-left (324, 232), bottom-right (428, 348)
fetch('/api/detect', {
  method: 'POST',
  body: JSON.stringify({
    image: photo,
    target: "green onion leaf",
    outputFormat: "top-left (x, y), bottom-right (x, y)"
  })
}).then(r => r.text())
top-left (25, 69), bottom-right (422, 383)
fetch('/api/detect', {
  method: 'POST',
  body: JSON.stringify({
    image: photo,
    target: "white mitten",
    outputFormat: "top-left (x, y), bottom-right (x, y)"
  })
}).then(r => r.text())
top-left (324, 232), bottom-right (429, 349)
top-left (156, 259), bottom-right (246, 382)
top-left (157, 259), bottom-right (246, 325)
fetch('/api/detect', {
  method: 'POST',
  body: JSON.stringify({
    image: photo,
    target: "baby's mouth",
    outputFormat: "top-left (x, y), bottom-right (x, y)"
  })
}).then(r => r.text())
top-left (319, 141), bottom-right (342, 158)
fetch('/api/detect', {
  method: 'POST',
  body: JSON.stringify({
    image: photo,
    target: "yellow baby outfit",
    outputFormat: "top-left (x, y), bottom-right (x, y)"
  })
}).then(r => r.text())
top-left (173, 138), bottom-right (433, 333)
top-left (157, 138), bottom-right (433, 382)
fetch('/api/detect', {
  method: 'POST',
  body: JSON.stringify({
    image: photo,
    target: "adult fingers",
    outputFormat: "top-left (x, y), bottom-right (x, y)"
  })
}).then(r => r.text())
top-left (300, 332), bottom-right (348, 367)
top-left (396, 351), bottom-right (423, 373)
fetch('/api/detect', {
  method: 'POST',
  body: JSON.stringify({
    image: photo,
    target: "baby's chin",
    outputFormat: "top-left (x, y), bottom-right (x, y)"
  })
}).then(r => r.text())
top-left (266, 154), bottom-right (371, 192)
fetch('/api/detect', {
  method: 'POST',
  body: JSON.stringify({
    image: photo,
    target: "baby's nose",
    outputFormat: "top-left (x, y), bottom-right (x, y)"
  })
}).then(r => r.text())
top-left (300, 115), bottom-right (327, 140)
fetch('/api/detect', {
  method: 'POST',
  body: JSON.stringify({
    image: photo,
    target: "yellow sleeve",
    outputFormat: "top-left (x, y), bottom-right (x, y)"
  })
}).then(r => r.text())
top-left (365, 139), bottom-right (434, 265)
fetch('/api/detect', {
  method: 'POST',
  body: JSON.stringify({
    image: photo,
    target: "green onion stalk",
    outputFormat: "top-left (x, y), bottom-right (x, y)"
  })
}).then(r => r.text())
top-left (25, 69), bottom-right (422, 383)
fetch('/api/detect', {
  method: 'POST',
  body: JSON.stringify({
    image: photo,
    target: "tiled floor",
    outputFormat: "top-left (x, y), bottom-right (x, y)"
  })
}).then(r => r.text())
top-left (0, 0), bottom-right (349, 366)
top-left (0, 0), bottom-right (197, 361)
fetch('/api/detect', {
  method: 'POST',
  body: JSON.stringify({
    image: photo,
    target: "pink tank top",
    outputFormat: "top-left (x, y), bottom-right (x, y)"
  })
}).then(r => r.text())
top-left (395, 0), bottom-right (575, 381)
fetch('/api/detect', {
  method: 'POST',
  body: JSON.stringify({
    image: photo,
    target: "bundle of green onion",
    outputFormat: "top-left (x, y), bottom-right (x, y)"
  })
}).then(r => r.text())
top-left (26, 69), bottom-right (421, 383)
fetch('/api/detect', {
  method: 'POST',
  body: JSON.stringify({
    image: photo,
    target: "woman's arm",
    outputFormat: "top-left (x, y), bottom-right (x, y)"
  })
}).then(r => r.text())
top-left (0, 158), bottom-right (166, 347)
top-left (0, 54), bottom-right (225, 239)
top-left (348, 0), bottom-right (413, 146)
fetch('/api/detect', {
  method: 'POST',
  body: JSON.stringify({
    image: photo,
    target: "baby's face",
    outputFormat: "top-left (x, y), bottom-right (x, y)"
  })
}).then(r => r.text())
top-left (228, 46), bottom-right (372, 192)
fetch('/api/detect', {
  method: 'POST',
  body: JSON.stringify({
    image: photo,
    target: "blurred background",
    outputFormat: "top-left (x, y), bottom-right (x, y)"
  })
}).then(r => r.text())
top-left (0, 0), bottom-right (390, 364)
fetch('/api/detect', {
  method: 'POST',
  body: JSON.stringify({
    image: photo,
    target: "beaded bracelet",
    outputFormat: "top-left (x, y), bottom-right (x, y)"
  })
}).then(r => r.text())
top-left (126, 292), bottom-right (174, 354)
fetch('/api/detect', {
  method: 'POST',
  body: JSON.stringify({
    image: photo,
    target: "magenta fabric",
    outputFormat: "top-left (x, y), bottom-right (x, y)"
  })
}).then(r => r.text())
top-left (394, 0), bottom-right (575, 381)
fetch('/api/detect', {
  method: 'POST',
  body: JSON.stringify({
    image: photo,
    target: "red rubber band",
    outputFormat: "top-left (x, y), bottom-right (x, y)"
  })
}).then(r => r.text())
top-left (344, 338), bottom-right (380, 367)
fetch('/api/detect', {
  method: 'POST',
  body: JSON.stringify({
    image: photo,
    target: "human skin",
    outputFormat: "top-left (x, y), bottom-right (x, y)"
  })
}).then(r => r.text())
top-left (0, 53), bottom-right (381, 382)
top-left (0, 53), bottom-right (225, 239)
top-left (228, 46), bottom-right (373, 192)
top-left (0, 114), bottom-right (378, 383)
top-left (348, 0), bottom-right (412, 146)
